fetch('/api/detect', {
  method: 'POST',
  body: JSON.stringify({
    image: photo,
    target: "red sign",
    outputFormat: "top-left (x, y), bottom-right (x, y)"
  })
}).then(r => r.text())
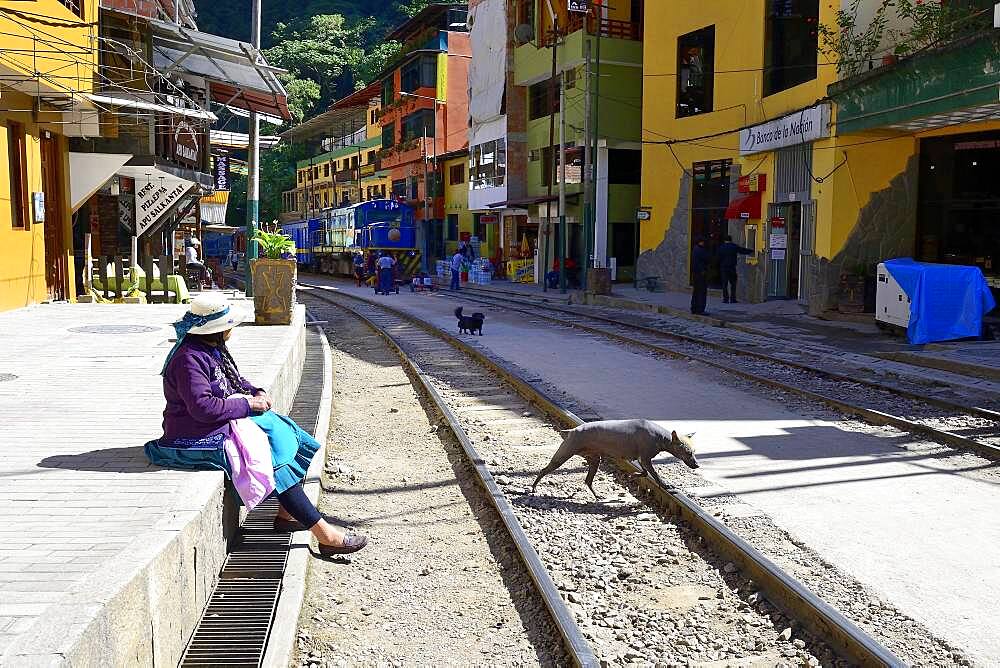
top-left (479, 214), bottom-right (498, 224)
top-left (770, 216), bottom-right (786, 229)
top-left (738, 173), bottom-right (767, 193)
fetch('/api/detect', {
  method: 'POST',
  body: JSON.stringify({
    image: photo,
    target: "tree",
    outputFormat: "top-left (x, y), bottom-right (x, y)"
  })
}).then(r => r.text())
top-left (394, 0), bottom-right (437, 18)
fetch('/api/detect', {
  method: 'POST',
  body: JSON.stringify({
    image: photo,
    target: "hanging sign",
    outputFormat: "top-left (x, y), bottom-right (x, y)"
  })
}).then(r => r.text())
top-left (740, 104), bottom-right (831, 155)
top-left (479, 214), bottom-right (499, 224)
top-left (213, 154), bottom-right (230, 191)
top-left (636, 209), bottom-right (651, 221)
top-left (568, 0), bottom-right (590, 12)
top-left (174, 120), bottom-right (200, 166)
top-left (135, 173), bottom-right (194, 236)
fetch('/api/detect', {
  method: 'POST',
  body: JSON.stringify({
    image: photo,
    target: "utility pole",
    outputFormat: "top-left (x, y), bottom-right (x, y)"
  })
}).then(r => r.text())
top-left (244, 0), bottom-right (261, 296)
top-left (558, 68), bottom-right (567, 294)
top-left (423, 126), bottom-right (430, 271)
top-left (591, 2), bottom-right (602, 272)
top-left (582, 38), bottom-right (592, 289)
top-left (543, 22), bottom-right (559, 292)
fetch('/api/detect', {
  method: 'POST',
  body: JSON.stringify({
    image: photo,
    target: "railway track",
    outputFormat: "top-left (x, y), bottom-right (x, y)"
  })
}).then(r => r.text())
top-left (436, 286), bottom-right (1000, 461)
top-left (298, 282), bottom-right (904, 668)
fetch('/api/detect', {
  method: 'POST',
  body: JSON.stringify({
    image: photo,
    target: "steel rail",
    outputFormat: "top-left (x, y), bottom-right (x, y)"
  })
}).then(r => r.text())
top-left (438, 288), bottom-right (1000, 460)
top-left (299, 289), bottom-right (599, 668)
top-left (299, 282), bottom-right (906, 668)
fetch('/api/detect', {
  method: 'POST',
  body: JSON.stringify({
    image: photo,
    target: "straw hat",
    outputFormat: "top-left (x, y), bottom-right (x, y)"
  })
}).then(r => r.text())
top-left (183, 293), bottom-right (249, 336)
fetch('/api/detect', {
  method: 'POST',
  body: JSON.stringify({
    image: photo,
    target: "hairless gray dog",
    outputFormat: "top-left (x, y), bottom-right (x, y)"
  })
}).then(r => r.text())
top-left (531, 419), bottom-right (699, 499)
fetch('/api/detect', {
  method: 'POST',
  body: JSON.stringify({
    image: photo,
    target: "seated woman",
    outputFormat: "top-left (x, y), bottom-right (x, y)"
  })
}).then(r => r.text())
top-left (144, 294), bottom-right (367, 557)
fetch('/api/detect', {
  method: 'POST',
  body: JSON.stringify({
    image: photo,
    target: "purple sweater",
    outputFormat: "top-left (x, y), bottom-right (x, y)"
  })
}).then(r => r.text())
top-left (161, 339), bottom-right (262, 441)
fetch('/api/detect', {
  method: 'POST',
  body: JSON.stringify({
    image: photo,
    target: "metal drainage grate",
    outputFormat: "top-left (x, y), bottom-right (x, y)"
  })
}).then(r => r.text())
top-left (0, 374), bottom-right (17, 382)
top-left (179, 579), bottom-right (282, 667)
top-left (69, 324), bottom-right (161, 334)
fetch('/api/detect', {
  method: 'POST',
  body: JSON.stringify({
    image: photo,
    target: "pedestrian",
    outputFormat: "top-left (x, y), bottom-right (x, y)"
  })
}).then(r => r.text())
top-left (352, 252), bottom-right (365, 287)
top-left (450, 248), bottom-right (464, 290)
top-left (185, 238), bottom-right (210, 286)
top-left (143, 294), bottom-right (367, 556)
top-left (377, 252), bottom-right (395, 294)
top-left (230, 251), bottom-right (239, 272)
top-left (717, 234), bottom-right (753, 303)
top-left (691, 236), bottom-right (710, 315)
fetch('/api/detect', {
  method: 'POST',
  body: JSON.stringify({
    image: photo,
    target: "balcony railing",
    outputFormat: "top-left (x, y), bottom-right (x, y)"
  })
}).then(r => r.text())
top-left (321, 127), bottom-right (367, 152)
top-left (549, 13), bottom-right (642, 44)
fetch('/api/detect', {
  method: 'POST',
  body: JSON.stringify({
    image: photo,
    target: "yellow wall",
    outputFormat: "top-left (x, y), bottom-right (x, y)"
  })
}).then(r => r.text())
top-left (0, 0), bottom-right (98, 97)
top-left (0, 98), bottom-right (76, 311)
top-left (639, 0), bottom-right (933, 272)
top-left (443, 155), bottom-right (474, 254)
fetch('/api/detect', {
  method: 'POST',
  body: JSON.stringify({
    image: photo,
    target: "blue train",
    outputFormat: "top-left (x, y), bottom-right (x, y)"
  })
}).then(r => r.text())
top-left (282, 200), bottom-right (420, 278)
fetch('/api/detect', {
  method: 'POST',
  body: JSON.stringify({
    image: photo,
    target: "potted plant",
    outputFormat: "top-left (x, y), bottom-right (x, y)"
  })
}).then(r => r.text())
top-left (251, 227), bottom-right (297, 326)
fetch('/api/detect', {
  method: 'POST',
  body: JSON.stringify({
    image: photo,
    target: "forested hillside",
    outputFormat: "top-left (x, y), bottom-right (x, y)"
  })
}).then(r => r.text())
top-left (195, 0), bottom-right (443, 225)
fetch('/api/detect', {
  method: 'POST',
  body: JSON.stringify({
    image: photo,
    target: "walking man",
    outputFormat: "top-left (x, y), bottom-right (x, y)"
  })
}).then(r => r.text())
top-left (450, 249), bottom-right (464, 290)
top-left (717, 234), bottom-right (753, 303)
top-left (691, 237), bottom-right (710, 315)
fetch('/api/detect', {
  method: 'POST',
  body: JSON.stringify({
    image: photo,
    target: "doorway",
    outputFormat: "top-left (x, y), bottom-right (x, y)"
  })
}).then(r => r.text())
top-left (766, 202), bottom-right (801, 299)
top-left (690, 159), bottom-right (731, 286)
top-left (40, 133), bottom-right (69, 301)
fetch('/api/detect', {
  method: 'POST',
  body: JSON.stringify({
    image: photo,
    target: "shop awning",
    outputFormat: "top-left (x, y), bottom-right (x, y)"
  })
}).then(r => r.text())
top-left (117, 165), bottom-right (198, 237)
top-left (83, 93), bottom-right (216, 121)
top-left (68, 152), bottom-right (132, 212)
top-left (725, 192), bottom-right (762, 220)
top-left (488, 195), bottom-right (557, 208)
top-left (150, 19), bottom-right (290, 121)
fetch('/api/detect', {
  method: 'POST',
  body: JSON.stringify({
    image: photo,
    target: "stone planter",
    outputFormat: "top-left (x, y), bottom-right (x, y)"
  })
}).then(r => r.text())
top-left (588, 267), bottom-right (612, 295)
top-left (838, 273), bottom-right (866, 314)
top-left (251, 258), bottom-right (297, 325)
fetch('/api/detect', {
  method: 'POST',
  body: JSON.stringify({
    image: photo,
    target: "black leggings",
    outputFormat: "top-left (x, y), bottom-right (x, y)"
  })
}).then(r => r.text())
top-left (276, 484), bottom-right (321, 528)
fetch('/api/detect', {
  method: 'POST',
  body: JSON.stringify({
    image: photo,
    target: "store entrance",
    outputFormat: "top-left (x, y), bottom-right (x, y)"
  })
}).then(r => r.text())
top-left (918, 131), bottom-right (1000, 289)
top-left (766, 202), bottom-right (801, 299)
top-left (690, 159), bottom-right (732, 287)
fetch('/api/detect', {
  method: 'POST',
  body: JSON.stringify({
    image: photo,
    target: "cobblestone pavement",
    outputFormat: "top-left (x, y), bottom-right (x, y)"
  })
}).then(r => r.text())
top-left (0, 300), bottom-right (294, 658)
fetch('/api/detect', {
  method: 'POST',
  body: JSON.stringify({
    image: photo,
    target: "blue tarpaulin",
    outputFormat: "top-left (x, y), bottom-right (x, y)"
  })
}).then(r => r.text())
top-left (883, 258), bottom-right (996, 345)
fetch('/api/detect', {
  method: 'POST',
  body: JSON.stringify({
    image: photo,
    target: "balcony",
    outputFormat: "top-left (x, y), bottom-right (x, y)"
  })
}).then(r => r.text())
top-left (515, 19), bottom-right (642, 87)
top-left (830, 32), bottom-right (1000, 134)
top-left (322, 127), bottom-right (367, 152)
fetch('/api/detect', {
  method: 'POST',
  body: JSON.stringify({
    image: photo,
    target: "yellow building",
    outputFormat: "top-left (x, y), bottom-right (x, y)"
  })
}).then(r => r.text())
top-left (281, 87), bottom-right (391, 222)
top-left (442, 150), bottom-right (477, 258)
top-left (0, 0), bottom-right (98, 311)
top-left (639, 0), bottom-right (1000, 314)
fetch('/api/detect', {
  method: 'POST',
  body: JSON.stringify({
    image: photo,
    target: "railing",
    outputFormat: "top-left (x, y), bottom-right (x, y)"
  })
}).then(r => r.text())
top-left (557, 13), bottom-right (642, 43)
top-left (321, 127), bottom-right (367, 152)
top-left (60, 0), bottom-right (84, 18)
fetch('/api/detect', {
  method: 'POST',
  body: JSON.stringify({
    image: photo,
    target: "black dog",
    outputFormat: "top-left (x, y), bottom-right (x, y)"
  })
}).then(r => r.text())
top-left (455, 307), bottom-right (485, 336)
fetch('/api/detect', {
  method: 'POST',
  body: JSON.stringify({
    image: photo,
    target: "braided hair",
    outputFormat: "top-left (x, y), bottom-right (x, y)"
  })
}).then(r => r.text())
top-left (189, 332), bottom-right (245, 394)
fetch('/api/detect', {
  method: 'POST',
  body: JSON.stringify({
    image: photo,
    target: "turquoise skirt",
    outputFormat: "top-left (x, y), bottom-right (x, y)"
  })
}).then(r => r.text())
top-left (144, 411), bottom-right (321, 494)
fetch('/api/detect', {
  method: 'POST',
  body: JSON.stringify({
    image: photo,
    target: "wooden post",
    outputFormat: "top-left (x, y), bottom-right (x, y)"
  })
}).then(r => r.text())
top-left (114, 257), bottom-right (125, 300)
top-left (143, 255), bottom-right (155, 302)
top-left (83, 233), bottom-right (93, 293)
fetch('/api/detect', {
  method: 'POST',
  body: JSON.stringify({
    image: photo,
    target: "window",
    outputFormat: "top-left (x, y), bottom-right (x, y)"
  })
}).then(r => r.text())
top-left (401, 54), bottom-right (437, 93)
top-left (381, 77), bottom-right (395, 107)
top-left (470, 139), bottom-right (506, 190)
top-left (297, 171), bottom-right (303, 184)
top-left (323, 163), bottom-right (330, 177)
top-left (6, 122), bottom-right (27, 229)
top-left (447, 214), bottom-right (459, 241)
top-left (764, 0), bottom-right (819, 96)
top-left (529, 77), bottom-right (559, 121)
top-left (541, 144), bottom-right (580, 187)
top-left (351, 156), bottom-right (358, 168)
top-left (609, 149), bottom-right (642, 184)
top-left (408, 176), bottom-right (419, 200)
top-left (402, 109), bottom-right (435, 141)
top-left (313, 166), bottom-right (319, 179)
top-left (449, 162), bottom-right (465, 185)
top-left (677, 26), bottom-right (714, 118)
top-left (58, 0), bottom-right (83, 18)
top-left (392, 179), bottom-right (406, 199)
top-left (382, 122), bottom-right (396, 150)
top-left (517, 0), bottom-right (535, 40)
top-left (367, 150), bottom-right (376, 164)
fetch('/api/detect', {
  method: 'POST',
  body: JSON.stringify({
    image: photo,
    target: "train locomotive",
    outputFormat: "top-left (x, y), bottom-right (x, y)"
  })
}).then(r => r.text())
top-left (282, 199), bottom-right (420, 279)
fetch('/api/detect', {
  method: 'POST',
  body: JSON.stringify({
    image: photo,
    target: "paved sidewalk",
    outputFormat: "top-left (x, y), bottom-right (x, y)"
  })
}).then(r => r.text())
top-left (0, 298), bottom-right (305, 665)
top-left (454, 278), bottom-right (1000, 381)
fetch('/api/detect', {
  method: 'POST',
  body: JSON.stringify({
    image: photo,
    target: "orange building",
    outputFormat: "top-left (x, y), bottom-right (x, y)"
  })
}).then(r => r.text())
top-left (377, 3), bottom-right (471, 268)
